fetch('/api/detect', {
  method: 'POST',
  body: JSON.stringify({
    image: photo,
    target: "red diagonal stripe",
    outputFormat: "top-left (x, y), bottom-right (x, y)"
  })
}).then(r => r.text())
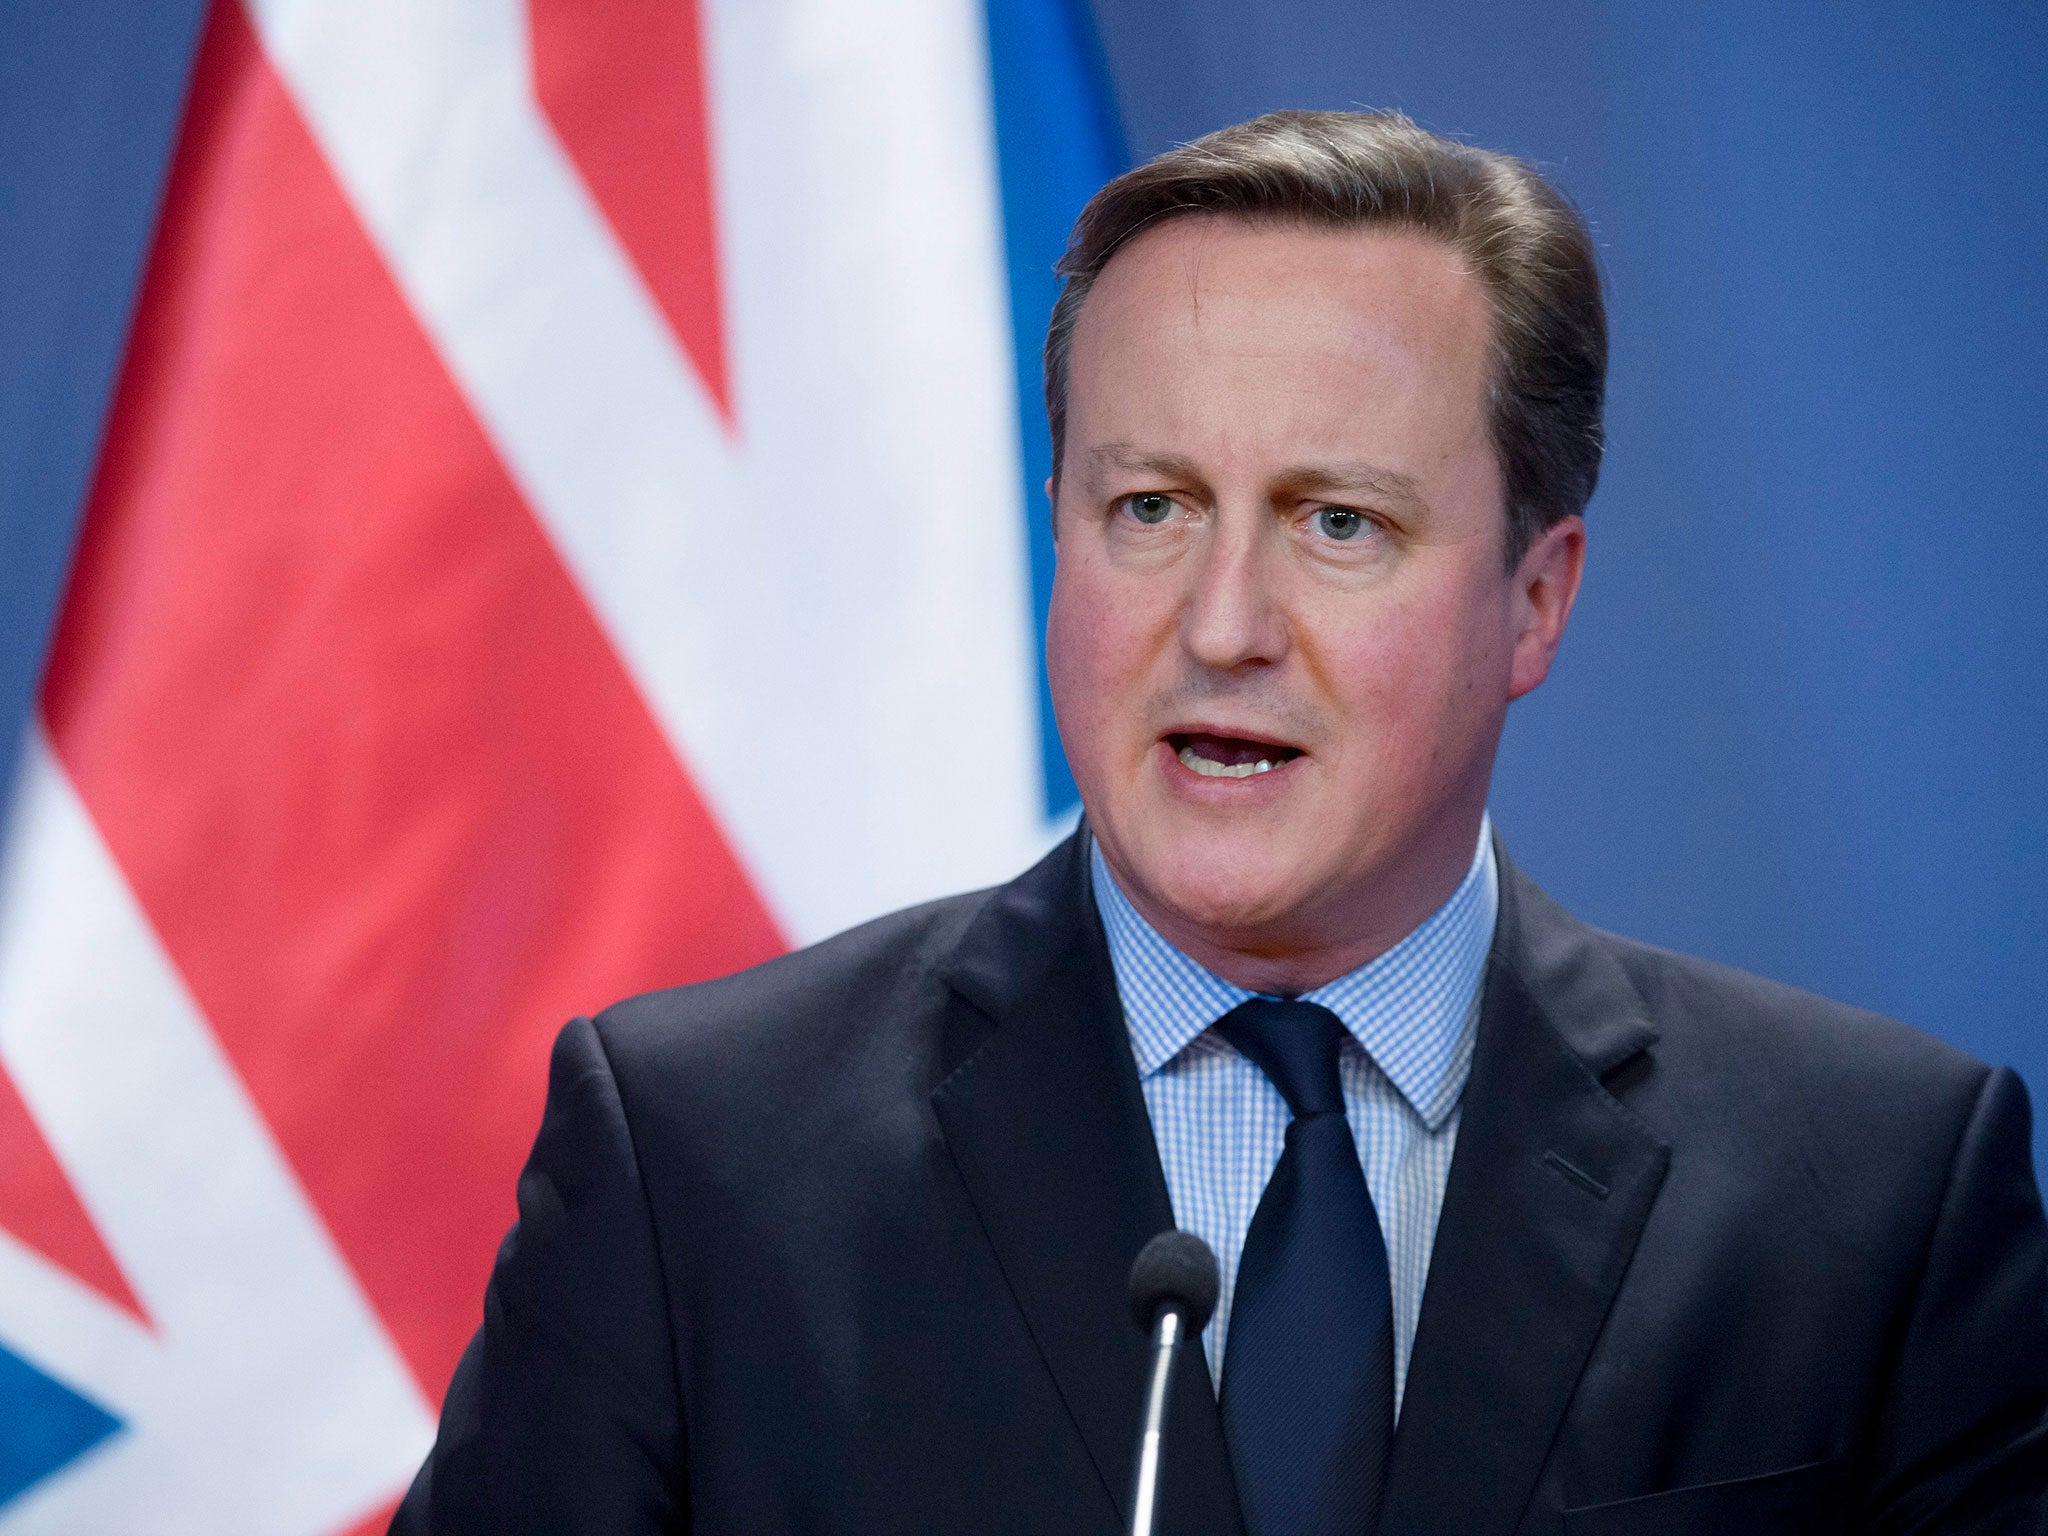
top-left (530, 0), bottom-right (733, 421)
top-left (330, 1495), bottom-right (400, 1536)
top-left (43, 0), bottom-right (783, 1401)
top-left (0, 1059), bottom-right (149, 1325)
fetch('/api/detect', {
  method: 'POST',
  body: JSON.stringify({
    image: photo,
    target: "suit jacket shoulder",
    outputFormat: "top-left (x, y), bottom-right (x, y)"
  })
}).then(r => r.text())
top-left (593, 881), bottom-right (994, 1130)
top-left (1604, 915), bottom-right (1990, 1116)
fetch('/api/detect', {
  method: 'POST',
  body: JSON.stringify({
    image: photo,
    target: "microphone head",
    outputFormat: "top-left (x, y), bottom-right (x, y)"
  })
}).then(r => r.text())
top-left (1129, 1230), bottom-right (1220, 1335)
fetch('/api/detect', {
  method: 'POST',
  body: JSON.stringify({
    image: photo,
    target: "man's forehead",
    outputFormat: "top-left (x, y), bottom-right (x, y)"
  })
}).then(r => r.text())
top-left (1072, 220), bottom-right (1493, 401)
top-left (1094, 214), bottom-right (1479, 318)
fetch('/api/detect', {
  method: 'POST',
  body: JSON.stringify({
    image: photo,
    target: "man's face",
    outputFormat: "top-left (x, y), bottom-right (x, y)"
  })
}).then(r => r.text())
top-left (1047, 217), bottom-right (1582, 982)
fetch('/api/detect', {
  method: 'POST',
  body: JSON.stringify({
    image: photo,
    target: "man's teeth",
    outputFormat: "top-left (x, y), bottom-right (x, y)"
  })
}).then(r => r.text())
top-left (1177, 745), bottom-right (1282, 779)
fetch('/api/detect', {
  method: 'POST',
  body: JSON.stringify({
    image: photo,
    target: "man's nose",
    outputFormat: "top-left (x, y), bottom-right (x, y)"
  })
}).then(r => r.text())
top-left (1179, 511), bottom-right (1289, 672)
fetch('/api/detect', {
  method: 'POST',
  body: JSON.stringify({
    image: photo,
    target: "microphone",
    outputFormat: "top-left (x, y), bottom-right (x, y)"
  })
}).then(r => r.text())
top-left (1126, 1230), bottom-right (1220, 1536)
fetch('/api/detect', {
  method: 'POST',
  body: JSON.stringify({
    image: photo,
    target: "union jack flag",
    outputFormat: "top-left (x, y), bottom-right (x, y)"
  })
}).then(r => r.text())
top-left (0, 0), bottom-right (1116, 1527)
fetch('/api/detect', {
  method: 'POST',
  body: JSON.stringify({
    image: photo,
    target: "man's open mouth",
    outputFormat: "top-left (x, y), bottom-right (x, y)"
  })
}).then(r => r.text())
top-left (1167, 732), bottom-right (1305, 780)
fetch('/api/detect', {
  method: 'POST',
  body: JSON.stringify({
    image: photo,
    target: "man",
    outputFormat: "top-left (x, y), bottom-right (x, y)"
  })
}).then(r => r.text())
top-left (395, 112), bottom-right (2048, 1533)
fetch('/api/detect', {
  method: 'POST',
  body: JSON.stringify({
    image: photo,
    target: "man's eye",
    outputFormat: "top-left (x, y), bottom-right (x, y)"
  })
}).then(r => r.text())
top-left (1315, 508), bottom-right (1369, 541)
top-left (1124, 493), bottom-right (1175, 525)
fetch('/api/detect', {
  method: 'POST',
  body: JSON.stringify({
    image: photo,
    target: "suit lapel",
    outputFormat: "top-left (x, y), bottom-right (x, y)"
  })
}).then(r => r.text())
top-left (1378, 852), bottom-right (1672, 1536)
top-left (932, 831), bottom-right (1243, 1536)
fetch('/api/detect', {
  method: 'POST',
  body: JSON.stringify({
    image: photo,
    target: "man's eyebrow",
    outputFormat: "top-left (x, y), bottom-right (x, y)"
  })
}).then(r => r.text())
top-left (1083, 442), bottom-right (1206, 482)
top-left (1276, 460), bottom-right (1427, 509)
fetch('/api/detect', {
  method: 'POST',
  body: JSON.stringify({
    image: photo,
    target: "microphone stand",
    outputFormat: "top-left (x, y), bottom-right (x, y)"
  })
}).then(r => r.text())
top-left (1125, 1230), bottom-right (1217, 1536)
top-left (1129, 1304), bottom-right (1186, 1536)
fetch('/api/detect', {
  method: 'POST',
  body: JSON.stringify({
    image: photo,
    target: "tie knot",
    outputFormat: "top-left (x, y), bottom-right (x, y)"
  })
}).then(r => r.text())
top-left (1213, 997), bottom-right (1349, 1118)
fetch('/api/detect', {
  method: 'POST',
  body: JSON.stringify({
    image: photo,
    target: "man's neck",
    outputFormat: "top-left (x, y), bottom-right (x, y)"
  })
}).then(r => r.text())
top-left (1102, 815), bottom-right (1491, 996)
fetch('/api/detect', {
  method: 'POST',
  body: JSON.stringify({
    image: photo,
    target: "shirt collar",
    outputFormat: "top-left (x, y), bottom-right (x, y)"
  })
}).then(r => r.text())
top-left (1092, 818), bottom-right (1499, 1130)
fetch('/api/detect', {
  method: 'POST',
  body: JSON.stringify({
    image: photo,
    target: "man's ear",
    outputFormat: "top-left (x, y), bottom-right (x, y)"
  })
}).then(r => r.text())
top-left (1506, 514), bottom-right (1586, 701)
top-left (1045, 477), bottom-right (1059, 543)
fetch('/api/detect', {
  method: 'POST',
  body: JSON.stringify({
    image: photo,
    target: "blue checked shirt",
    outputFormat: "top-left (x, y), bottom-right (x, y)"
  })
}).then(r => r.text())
top-left (1091, 820), bottom-right (1498, 1413)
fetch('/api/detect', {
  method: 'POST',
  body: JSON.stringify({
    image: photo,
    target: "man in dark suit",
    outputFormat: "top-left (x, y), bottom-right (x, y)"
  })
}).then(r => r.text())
top-left (394, 112), bottom-right (2048, 1533)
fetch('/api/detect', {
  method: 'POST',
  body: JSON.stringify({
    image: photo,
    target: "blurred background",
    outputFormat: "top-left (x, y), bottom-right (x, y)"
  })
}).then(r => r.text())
top-left (1, 0), bottom-right (2042, 1528)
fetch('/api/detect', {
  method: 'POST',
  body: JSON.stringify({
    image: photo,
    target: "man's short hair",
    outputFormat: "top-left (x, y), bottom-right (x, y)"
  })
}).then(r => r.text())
top-left (1045, 110), bottom-right (1607, 567)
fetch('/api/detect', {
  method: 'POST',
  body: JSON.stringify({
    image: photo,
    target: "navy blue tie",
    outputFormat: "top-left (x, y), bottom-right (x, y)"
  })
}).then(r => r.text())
top-left (1215, 997), bottom-right (1395, 1536)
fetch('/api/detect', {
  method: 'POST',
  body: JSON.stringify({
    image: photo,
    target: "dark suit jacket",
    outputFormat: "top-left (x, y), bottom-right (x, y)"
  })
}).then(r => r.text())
top-left (393, 831), bottom-right (2048, 1534)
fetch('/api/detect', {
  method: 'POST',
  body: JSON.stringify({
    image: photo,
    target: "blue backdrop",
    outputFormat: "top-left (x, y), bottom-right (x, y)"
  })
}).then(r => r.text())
top-left (4, 1), bottom-right (2043, 1164)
